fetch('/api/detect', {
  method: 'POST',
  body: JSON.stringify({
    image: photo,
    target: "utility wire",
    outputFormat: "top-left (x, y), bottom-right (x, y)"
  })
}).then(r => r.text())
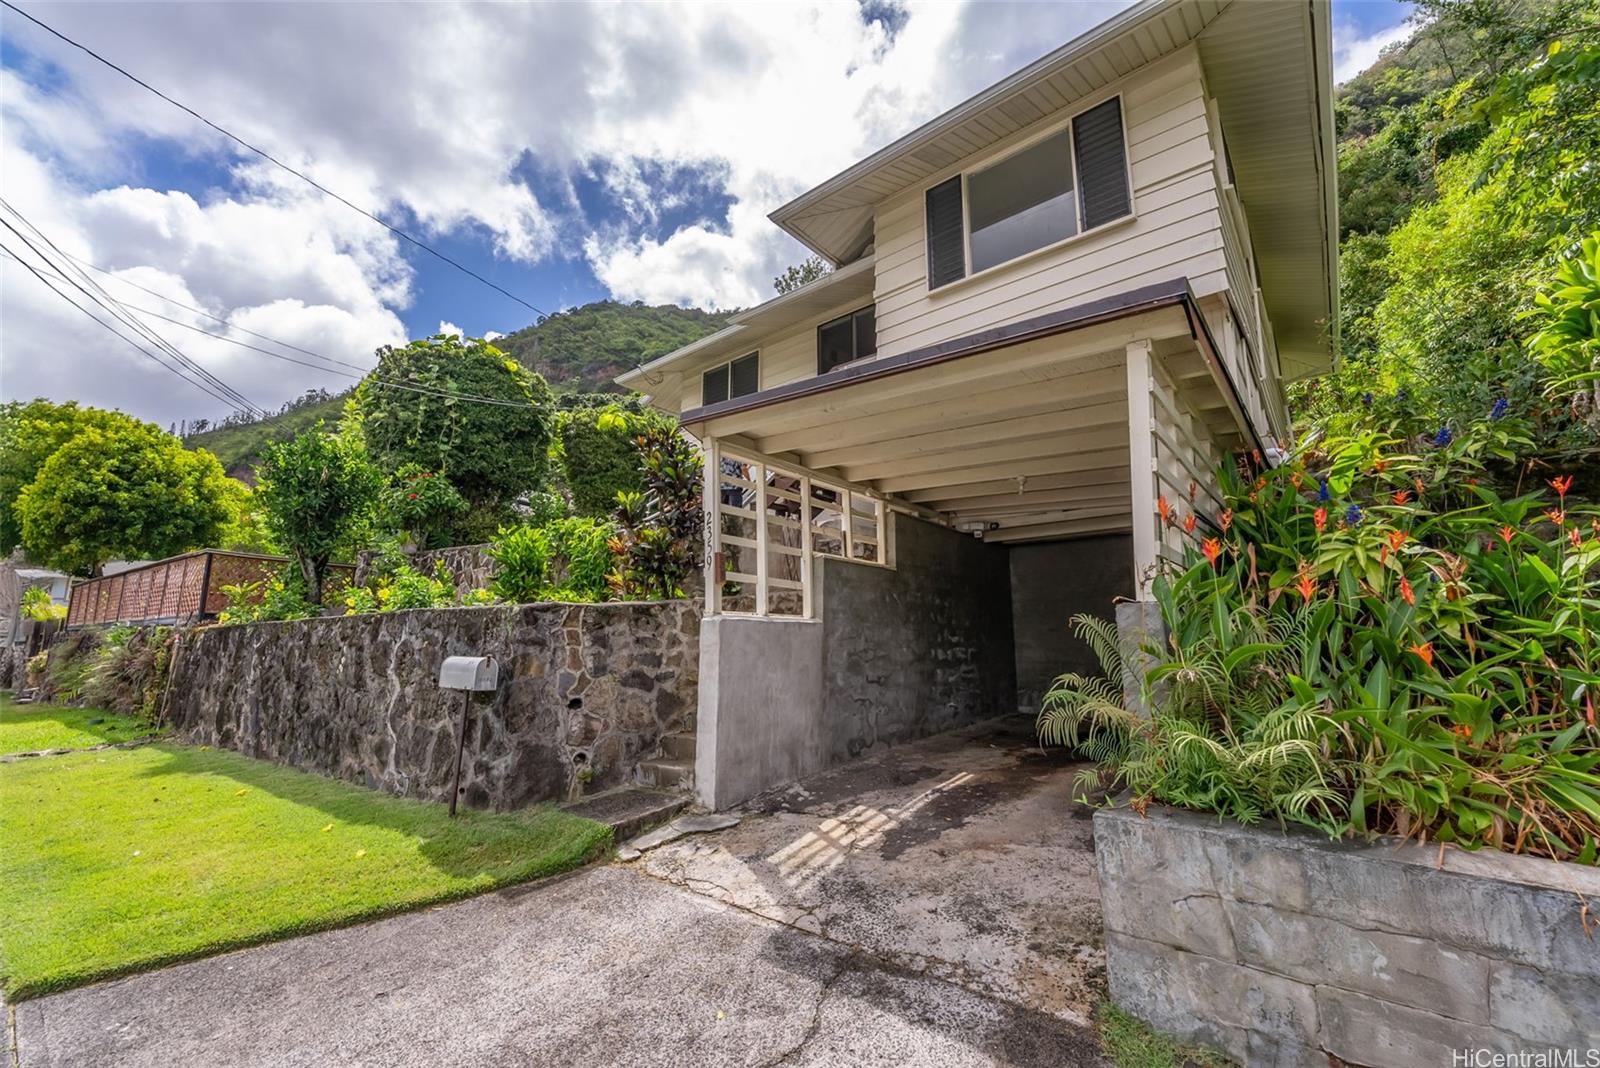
top-left (2, 0), bottom-right (553, 321)
top-left (0, 206), bottom-right (262, 415)
top-left (3, 243), bottom-right (256, 412)
top-left (3, 249), bottom-right (548, 411)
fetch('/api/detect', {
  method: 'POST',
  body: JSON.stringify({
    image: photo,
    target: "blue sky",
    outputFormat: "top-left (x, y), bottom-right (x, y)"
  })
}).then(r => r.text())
top-left (0, 1), bottom-right (1412, 425)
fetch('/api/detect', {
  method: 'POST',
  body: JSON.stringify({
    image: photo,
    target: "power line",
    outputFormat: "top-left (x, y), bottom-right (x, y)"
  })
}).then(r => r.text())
top-left (2, 0), bottom-right (553, 321)
top-left (2, 249), bottom-right (548, 411)
top-left (3, 243), bottom-right (256, 412)
top-left (0, 203), bottom-right (262, 414)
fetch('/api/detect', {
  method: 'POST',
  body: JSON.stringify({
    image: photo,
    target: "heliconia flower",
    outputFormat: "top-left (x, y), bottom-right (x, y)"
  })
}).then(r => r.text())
top-left (1379, 546), bottom-right (1389, 565)
top-left (1408, 642), bottom-right (1434, 667)
top-left (1489, 398), bottom-right (1509, 420)
top-left (1451, 723), bottom-right (1473, 740)
top-left (1252, 449), bottom-right (1263, 466)
top-left (1570, 527), bottom-right (1583, 549)
top-left (1392, 489), bottom-right (1412, 506)
top-left (1188, 479), bottom-right (1198, 503)
top-left (1158, 495), bottom-right (1172, 525)
top-left (1219, 509), bottom-right (1234, 532)
top-left (1317, 478), bottom-right (1331, 502)
top-left (1183, 513), bottom-right (1197, 534)
top-left (1549, 475), bottom-right (1575, 498)
top-left (1433, 426), bottom-right (1454, 447)
top-left (1414, 476), bottom-right (1426, 496)
top-left (1291, 471), bottom-right (1305, 489)
top-left (1373, 459), bottom-right (1388, 473)
top-left (1387, 530), bottom-right (1408, 552)
top-left (1295, 564), bottom-right (1317, 602)
top-left (1546, 509), bottom-right (1566, 526)
top-left (1345, 503), bottom-right (1364, 526)
top-left (1498, 525), bottom-right (1515, 546)
top-left (1399, 575), bottom-right (1415, 605)
top-left (1201, 538), bottom-right (1223, 568)
top-left (1313, 507), bottom-right (1327, 533)
top-left (1255, 475), bottom-right (1268, 492)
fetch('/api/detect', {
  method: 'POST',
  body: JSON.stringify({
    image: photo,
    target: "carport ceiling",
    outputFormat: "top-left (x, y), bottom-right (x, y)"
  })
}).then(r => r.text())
top-left (684, 307), bottom-right (1238, 545)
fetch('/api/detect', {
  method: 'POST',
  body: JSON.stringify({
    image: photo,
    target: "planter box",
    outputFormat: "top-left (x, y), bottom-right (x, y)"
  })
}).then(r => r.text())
top-left (1095, 805), bottom-right (1600, 1066)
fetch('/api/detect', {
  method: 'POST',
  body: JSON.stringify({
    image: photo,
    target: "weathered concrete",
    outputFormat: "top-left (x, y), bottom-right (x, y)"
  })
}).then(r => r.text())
top-left (695, 614), bottom-right (824, 809)
top-left (1096, 804), bottom-right (1600, 1066)
top-left (1111, 598), bottom-right (1164, 715)
top-left (13, 726), bottom-right (1111, 1068)
top-left (816, 514), bottom-right (1016, 761)
top-left (640, 716), bottom-right (1107, 1026)
top-left (1007, 534), bottom-right (1134, 711)
top-left (169, 601), bottom-right (699, 811)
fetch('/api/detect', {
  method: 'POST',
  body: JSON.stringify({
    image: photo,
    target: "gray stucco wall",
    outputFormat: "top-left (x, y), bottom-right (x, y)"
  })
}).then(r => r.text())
top-left (1096, 805), bottom-right (1600, 1066)
top-left (695, 615), bottom-right (824, 810)
top-left (817, 512), bottom-right (1016, 764)
top-left (170, 601), bottom-right (698, 811)
top-left (1008, 534), bottom-right (1134, 711)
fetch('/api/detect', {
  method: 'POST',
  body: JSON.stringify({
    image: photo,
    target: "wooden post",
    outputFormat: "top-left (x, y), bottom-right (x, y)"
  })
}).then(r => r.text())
top-left (753, 459), bottom-right (769, 616)
top-left (1126, 339), bottom-right (1158, 600)
top-left (702, 436), bottom-right (720, 616)
top-left (799, 473), bottom-right (813, 619)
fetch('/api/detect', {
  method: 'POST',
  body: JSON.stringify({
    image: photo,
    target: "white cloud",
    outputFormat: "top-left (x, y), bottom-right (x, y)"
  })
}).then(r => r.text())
top-left (0, 1), bottom-right (1136, 421)
top-left (1333, 15), bottom-right (1415, 84)
top-left (438, 321), bottom-right (464, 339)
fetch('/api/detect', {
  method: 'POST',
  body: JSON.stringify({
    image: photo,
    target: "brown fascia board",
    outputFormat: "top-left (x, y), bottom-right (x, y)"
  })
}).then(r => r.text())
top-left (680, 278), bottom-right (1269, 458)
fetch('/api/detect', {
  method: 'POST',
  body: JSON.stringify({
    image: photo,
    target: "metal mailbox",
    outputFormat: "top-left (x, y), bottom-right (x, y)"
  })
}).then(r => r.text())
top-left (439, 655), bottom-right (498, 692)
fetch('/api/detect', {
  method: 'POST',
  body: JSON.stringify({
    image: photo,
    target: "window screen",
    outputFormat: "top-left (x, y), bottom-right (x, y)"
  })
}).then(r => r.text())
top-left (1072, 97), bottom-right (1131, 230)
top-left (925, 176), bottom-right (966, 289)
top-left (729, 352), bottom-right (759, 397)
top-left (702, 364), bottom-right (729, 405)
top-left (967, 129), bottom-right (1076, 274)
top-left (818, 306), bottom-right (877, 375)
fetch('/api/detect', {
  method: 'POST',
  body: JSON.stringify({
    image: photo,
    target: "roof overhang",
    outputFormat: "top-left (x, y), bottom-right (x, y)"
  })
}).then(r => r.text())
top-left (769, 0), bottom-right (1338, 377)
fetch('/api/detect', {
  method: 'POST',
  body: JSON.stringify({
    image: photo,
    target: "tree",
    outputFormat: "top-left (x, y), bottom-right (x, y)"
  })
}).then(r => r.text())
top-left (14, 420), bottom-right (232, 575)
top-left (352, 334), bottom-right (555, 535)
top-left (0, 399), bottom-right (130, 553)
top-left (773, 256), bottom-right (833, 294)
top-left (554, 404), bottom-right (674, 518)
top-left (256, 425), bottom-right (379, 605)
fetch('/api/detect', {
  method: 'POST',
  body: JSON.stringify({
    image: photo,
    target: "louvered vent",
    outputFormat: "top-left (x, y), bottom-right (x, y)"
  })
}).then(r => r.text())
top-left (924, 176), bottom-right (966, 289)
top-left (1073, 98), bottom-right (1132, 230)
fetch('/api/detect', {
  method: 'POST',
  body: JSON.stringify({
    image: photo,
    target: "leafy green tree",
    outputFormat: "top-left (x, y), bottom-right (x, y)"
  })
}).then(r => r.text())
top-left (256, 425), bottom-right (379, 605)
top-left (352, 334), bottom-right (555, 536)
top-left (14, 420), bottom-right (232, 575)
top-left (0, 400), bottom-right (131, 554)
top-left (553, 404), bottom-right (676, 517)
top-left (773, 256), bottom-right (833, 294)
top-left (381, 464), bottom-right (469, 549)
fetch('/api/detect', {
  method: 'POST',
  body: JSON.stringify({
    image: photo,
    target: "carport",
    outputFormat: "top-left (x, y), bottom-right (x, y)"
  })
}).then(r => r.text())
top-left (681, 280), bottom-right (1262, 809)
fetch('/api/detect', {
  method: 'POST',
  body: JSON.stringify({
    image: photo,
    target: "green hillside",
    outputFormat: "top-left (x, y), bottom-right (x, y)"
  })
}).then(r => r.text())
top-left (186, 300), bottom-right (733, 478)
top-left (494, 300), bottom-right (733, 393)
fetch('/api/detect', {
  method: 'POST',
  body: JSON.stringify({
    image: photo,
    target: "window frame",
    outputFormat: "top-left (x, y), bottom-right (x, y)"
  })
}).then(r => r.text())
top-left (701, 350), bottom-right (761, 406)
top-left (815, 304), bottom-right (877, 375)
top-left (926, 92), bottom-right (1134, 293)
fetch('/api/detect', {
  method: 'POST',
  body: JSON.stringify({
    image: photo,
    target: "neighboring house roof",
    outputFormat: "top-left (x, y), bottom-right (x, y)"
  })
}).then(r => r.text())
top-left (15, 568), bottom-right (69, 581)
top-left (99, 560), bottom-right (148, 576)
top-left (768, 0), bottom-right (1337, 379)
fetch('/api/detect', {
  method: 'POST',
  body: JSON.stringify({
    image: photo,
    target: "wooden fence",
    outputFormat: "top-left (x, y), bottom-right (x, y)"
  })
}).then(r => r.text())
top-left (65, 551), bottom-right (354, 628)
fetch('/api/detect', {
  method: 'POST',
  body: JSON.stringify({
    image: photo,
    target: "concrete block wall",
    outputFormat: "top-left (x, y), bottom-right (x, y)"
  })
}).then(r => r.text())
top-left (1096, 806), bottom-right (1600, 1066)
top-left (1008, 534), bottom-right (1134, 712)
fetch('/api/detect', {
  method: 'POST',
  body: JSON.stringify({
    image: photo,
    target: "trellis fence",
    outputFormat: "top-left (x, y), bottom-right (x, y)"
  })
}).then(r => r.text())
top-left (65, 551), bottom-right (354, 628)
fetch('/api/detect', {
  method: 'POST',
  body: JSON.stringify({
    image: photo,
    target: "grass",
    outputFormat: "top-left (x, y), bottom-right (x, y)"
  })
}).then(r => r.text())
top-left (1097, 1003), bottom-right (1235, 1068)
top-left (0, 694), bottom-right (154, 755)
top-left (0, 742), bottom-right (611, 999)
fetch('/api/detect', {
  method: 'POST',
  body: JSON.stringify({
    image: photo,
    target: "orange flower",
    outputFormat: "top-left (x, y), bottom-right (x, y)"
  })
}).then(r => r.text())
top-left (1188, 479), bottom-right (1198, 503)
top-left (1498, 525), bottom-right (1515, 546)
top-left (1399, 575), bottom-right (1415, 605)
top-left (1295, 563), bottom-right (1317, 602)
top-left (1387, 530), bottom-right (1408, 552)
top-left (1219, 509), bottom-right (1234, 532)
top-left (1413, 476), bottom-right (1426, 497)
top-left (1570, 527), bottom-right (1583, 549)
top-left (1450, 723), bottom-right (1472, 740)
top-left (1183, 513), bottom-right (1197, 534)
top-left (1392, 489), bottom-right (1412, 506)
top-left (1255, 475), bottom-right (1268, 492)
top-left (1313, 507), bottom-right (1327, 533)
top-left (1158, 495), bottom-right (1172, 526)
top-left (1373, 459), bottom-right (1388, 473)
top-left (1201, 538), bottom-right (1223, 568)
top-left (1546, 509), bottom-right (1566, 527)
top-left (1290, 472), bottom-right (1305, 489)
top-left (1408, 642), bottom-right (1434, 667)
top-left (1549, 475), bottom-right (1574, 498)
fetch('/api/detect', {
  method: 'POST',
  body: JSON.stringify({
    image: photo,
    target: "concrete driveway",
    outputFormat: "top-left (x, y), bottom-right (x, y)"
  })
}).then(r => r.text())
top-left (10, 717), bottom-right (1108, 1067)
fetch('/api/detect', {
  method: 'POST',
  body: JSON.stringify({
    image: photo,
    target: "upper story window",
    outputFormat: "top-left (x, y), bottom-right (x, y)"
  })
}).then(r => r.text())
top-left (926, 95), bottom-right (1132, 289)
top-left (703, 351), bottom-right (759, 405)
top-left (817, 305), bottom-right (876, 374)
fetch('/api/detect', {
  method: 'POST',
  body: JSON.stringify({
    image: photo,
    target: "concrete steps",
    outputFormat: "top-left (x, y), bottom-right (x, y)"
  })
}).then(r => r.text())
top-left (658, 732), bottom-right (697, 761)
top-left (635, 757), bottom-right (693, 791)
top-left (561, 787), bottom-right (688, 842)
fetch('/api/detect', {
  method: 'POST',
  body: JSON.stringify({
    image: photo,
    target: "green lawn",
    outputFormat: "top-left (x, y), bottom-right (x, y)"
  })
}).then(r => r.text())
top-left (0, 743), bottom-right (611, 999)
top-left (0, 695), bottom-right (153, 755)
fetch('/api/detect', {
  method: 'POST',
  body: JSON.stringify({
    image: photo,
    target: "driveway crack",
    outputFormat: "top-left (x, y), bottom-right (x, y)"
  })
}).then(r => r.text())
top-left (762, 951), bottom-right (853, 1067)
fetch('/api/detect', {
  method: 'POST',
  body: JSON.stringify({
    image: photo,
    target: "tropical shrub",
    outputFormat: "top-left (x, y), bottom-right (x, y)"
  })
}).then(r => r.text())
top-left (553, 405), bottom-right (666, 518)
top-left (489, 517), bottom-right (617, 603)
top-left (255, 425), bottom-right (379, 605)
top-left (217, 568), bottom-right (322, 625)
top-left (1044, 406), bottom-right (1600, 863)
top-left (342, 557), bottom-right (456, 615)
top-left (606, 422), bottom-right (703, 599)
top-left (381, 464), bottom-right (469, 550)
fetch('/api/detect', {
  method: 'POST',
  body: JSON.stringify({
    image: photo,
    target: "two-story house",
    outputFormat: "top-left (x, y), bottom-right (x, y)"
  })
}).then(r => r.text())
top-left (618, 0), bottom-right (1337, 809)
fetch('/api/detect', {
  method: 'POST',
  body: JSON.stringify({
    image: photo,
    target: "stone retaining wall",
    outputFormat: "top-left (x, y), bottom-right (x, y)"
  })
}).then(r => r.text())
top-left (169, 601), bottom-right (698, 811)
top-left (354, 544), bottom-right (497, 597)
top-left (1096, 805), bottom-right (1600, 1066)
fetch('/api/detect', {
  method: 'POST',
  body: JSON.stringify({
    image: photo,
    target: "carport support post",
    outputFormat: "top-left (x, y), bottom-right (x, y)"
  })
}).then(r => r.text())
top-left (1122, 339), bottom-right (1166, 718)
top-left (703, 435), bottom-right (720, 616)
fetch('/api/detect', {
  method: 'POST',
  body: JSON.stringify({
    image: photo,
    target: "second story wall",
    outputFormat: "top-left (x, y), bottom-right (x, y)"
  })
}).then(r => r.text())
top-left (870, 46), bottom-right (1230, 359)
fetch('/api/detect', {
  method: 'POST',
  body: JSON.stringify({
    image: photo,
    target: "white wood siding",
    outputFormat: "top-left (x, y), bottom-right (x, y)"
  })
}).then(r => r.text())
top-left (871, 48), bottom-right (1229, 357)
